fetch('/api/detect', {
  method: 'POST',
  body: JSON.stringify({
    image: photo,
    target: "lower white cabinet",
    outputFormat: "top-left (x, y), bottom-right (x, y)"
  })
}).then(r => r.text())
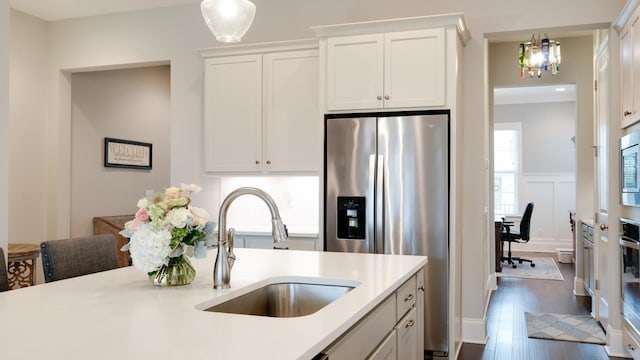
top-left (368, 330), bottom-right (397, 360)
top-left (395, 307), bottom-right (418, 360)
top-left (320, 273), bottom-right (422, 360)
top-left (323, 295), bottom-right (396, 359)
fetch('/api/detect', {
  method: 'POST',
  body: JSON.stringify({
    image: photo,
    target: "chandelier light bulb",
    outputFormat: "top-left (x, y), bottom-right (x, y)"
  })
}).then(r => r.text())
top-left (201, 0), bottom-right (256, 43)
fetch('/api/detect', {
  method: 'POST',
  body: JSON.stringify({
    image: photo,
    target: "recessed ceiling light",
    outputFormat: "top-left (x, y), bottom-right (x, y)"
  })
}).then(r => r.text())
top-left (555, 87), bottom-right (566, 92)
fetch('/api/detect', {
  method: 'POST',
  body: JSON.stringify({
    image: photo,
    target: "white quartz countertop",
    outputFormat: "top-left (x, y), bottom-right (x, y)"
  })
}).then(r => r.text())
top-left (0, 248), bottom-right (426, 360)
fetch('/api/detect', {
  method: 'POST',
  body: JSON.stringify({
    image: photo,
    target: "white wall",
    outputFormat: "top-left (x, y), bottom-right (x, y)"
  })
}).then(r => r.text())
top-left (70, 66), bottom-right (171, 236)
top-left (0, 0), bottom-right (8, 259)
top-left (9, 10), bottom-right (48, 249)
top-left (6, 0), bottom-right (627, 352)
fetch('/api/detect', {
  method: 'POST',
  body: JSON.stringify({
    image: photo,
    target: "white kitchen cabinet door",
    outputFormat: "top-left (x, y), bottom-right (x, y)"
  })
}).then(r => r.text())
top-left (367, 330), bottom-right (397, 360)
top-left (415, 269), bottom-right (424, 358)
top-left (620, 7), bottom-right (640, 128)
top-left (384, 28), bottom-right (445, 108)
top-left (327, 34), bottom-right (384, 110)
top-left (204, 55), bottom-right (262, 172)
top-left (263, 50), bottom-right (320, 172)
top-left (395, 307), bottom-right (418, 360)
top-left (622, 24), bottom-right (633, 124)
top-left (632, 13), bottom-right (640, 126)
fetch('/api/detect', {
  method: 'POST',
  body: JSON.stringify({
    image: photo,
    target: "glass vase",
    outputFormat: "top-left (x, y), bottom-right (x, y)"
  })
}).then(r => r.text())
top-left (149, 256), bottom-right (196, 286)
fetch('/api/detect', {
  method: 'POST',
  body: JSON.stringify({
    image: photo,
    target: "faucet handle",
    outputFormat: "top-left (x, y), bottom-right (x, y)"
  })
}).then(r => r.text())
top-left (227, 228), bottom-right (236, 269)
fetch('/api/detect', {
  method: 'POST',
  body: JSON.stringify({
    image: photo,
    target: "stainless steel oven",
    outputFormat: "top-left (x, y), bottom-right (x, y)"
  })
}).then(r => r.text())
top-left (621, 218), bottom-right (640, 332)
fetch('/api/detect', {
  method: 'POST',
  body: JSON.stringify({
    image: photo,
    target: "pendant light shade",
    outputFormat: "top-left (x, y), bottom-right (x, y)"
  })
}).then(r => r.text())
top-left (201, 0), bottom-right (256, 43)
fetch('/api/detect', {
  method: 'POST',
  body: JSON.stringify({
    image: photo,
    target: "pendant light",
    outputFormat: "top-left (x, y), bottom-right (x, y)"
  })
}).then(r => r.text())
top-left (201, 0), bottom-right (256, 43)
top-left (518, 34), bottom-right (561, 78)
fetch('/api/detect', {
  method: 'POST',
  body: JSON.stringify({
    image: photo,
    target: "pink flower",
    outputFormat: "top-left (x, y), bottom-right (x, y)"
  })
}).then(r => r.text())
top-left (135, 208), bottom-right (149, 222)
top-left (128, 208), bottom-right (150, 231)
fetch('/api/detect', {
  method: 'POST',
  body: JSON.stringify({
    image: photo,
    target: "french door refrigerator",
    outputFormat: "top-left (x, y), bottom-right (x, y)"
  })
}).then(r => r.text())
top-left (324, 110), bottom-right (449, 358)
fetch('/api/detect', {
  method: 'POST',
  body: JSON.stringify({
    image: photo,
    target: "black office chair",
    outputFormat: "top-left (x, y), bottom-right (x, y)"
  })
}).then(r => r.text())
top-left (501, 202), bottom-right (535, 268)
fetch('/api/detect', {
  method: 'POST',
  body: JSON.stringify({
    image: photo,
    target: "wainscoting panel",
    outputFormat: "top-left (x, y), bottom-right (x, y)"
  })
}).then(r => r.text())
top-left (509, 174), bottom-right (575, 253)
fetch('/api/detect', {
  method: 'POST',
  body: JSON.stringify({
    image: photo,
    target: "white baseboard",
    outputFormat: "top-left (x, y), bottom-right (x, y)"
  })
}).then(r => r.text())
top-left (461, 316), bottom-right (488, 344)
top-left (573, 276), bottom-right (588, 296)
top-left (509, 239), bottom-right (574, 253)
top-left (607, 324), bottom-right (629, 358)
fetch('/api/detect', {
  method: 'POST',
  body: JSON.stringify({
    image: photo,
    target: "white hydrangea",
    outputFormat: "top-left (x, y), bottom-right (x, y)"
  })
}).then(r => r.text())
top-left (136, 197), bottom-right (150, 209)
top-left (165, 207), bottom-right (190, 228)
top-left (188, 206), bottom-right (210, 227)
top-left (129, 224), bottom-right (172, 273)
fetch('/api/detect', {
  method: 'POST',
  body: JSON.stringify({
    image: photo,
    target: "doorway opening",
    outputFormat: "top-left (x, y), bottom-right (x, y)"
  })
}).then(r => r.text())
top-left (493, 84), bottom-right (577, 255)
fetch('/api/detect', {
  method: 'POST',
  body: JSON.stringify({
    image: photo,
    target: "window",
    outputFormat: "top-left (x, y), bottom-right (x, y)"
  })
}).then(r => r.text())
top-left (494, 123), bottom-right (521, 216)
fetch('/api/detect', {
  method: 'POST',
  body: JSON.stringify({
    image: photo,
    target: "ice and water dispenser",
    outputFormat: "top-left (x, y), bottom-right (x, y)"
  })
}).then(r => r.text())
top-left (336, 196), bottom-right (366, 239)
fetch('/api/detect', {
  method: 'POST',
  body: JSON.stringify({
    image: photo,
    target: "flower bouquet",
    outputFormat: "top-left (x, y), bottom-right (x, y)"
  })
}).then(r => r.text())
top-left (120, 184), bottom-right (215, 286)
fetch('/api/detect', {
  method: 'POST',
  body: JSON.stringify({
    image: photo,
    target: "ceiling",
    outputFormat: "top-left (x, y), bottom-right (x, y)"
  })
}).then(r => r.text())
top-left (10, 0), bottom-right (201, 21)
top-left (494, 84), bottom-right (576, 105)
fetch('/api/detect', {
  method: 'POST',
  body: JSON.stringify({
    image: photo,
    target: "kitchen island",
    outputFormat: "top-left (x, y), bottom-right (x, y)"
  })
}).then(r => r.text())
top-left (0, 248), bottom-right (426, 359)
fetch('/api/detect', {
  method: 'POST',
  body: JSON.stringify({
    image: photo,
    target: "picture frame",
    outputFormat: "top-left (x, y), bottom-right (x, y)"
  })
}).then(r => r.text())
top-left (104, 137), bottom-right (152, 170)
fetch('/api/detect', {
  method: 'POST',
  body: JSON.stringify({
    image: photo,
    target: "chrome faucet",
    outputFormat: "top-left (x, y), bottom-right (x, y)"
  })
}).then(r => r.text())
top-left (213, 187), bottom-right (288, 289)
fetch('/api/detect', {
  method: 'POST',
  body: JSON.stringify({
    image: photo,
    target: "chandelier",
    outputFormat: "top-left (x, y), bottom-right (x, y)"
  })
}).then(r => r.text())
top-left (518, 34), bottom-right (561, 78)
top-left (201, 0), bottom-right (256, 43)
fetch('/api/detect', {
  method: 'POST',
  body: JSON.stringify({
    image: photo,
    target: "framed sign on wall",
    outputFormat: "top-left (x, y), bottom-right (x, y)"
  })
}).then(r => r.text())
top-left (104, 137), bottom-right (152, 170)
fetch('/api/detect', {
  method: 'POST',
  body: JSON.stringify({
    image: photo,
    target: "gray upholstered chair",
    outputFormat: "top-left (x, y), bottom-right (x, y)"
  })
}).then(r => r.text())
top-left (0, 247), bottom-right (9, 292)
top-left (40, 234), bottom-right (120, 283)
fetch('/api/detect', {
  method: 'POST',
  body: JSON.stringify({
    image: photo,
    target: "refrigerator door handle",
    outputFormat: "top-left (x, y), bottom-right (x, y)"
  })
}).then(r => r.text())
top-left (375, 155), bottom-right (384, 254)
top-left (368, 154), bottom-right (377, 253)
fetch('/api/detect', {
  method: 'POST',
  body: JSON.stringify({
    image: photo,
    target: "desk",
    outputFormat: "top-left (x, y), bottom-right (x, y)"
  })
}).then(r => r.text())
top-left (495, 221), bottom-right (503, 272)
top-left (7, 243), bottom-right (40, 288)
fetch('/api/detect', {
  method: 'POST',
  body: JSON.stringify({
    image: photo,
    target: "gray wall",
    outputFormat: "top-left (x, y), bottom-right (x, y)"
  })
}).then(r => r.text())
top-left (495, 101), bottom-right (576, 173)
top-left (70, 66), bottom-right (171, 236)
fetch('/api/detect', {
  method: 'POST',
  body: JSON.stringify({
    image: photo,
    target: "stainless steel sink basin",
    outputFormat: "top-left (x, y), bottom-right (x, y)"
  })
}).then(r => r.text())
top-left (202, 282), bottom-right (355, 317)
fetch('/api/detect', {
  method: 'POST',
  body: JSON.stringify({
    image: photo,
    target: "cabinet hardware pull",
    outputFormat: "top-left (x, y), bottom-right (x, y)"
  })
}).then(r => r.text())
top-left (384, 95), bottom-right (390, 100)
top-left (600, 223), bottom-right (608, 231)
top-left (625, 110), bottom-right (633, 116)
top-left (266, 160), bottom-right (271, 165)
top-left (255, 160), bottom-right (260, 164)
top-left (405, 319), bottom-right (415, 328)
top-left (404, 293), bottom-right (414, 302)
top-left (377, 96), bottom-right (382, 100)
top-left (418, 286), bottom-right (425, 292)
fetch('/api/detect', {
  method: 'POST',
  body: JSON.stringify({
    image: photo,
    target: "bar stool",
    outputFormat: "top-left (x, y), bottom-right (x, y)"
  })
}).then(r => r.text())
top-left (7, 243), bottom-right (41, 289)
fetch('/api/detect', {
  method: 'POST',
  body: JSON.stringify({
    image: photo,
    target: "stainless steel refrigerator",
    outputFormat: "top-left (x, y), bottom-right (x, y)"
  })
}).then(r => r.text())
top-left (324, 110), bottom-right (449, 358)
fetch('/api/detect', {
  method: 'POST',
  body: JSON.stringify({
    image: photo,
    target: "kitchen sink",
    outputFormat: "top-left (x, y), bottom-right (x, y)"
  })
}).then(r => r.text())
top-left (201, 281), bottom-right (356, 317)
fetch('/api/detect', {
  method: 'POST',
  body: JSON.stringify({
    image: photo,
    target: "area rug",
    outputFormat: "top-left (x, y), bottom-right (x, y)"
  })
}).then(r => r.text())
top-left (525, 312), bottom-right (606, 344)
top-left (497, 257), bottom-right (564, 281)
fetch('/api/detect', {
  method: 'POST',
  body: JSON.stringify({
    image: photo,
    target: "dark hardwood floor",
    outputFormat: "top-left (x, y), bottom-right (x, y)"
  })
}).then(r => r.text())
top-left (457, 252), bottom-right (628, 360)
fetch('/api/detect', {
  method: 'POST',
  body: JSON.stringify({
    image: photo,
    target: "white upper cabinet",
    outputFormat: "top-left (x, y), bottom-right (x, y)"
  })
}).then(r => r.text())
top-left (617, 2), bottom-right (640, 128)
top-left (204, 55), bottom-right (262, 172)
top-left (384, 29), bottom-right (445, 108)
top-left (326, 29), bottom-right (445, 111)
top-left (327, 34), bottom-right (384, 110)
top-left (202, 41), bottom-right (320, 173)
top-left (263, 50), bottom-right (320, 172)
top-left (314, 15), bottom-right (467, 113)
